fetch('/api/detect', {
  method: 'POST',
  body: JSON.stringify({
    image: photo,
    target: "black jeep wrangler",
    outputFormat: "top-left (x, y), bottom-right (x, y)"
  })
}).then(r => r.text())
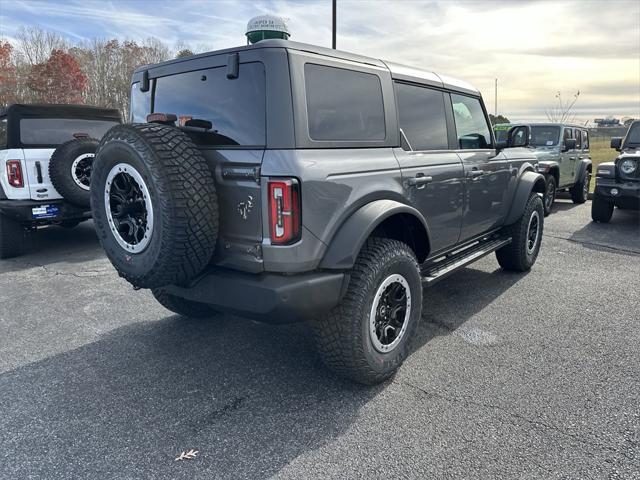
top-left (90, 40), bottom-right (546, 384)
top-left (592, 120), bottom-right (640, 222)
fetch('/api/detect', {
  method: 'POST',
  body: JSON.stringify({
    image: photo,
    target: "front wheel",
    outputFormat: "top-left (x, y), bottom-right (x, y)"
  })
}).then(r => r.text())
top-left (496, 193), bottom-right (544, 272)
top-left (313, 238), bottom-right (422, 385)
top-left (152, 288), bottom-right (219, 318)
top-left (0, 214), bottom-right (24, 259)
top-left (591, 194), bottom-right (614, 223)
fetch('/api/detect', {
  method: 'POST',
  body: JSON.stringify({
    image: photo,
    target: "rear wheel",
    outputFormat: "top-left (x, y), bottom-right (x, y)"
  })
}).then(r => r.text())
top-left (152, 288), bottom-right (219, 318)
top-left (313, 238), bottom-right (422, 385)
top-left (0, 214), bottom-right (24, 259)
top-left (543, 174), bottom-right (556, 216)
top-left (591, 194), bottom-right (614, 223)
top-left (49, 138), bottom-right (99, 207)
top-left (571, 169), bottom-right (590, 204)
top-left (496, 193), bottom-right (544, 272)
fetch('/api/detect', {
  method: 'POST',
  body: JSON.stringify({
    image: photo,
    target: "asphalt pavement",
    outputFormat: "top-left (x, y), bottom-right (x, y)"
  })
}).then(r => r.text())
top-left (0, 199), bottom-right (638, 479)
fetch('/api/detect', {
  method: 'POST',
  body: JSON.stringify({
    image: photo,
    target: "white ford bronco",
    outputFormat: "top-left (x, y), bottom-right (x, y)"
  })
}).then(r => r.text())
top-left (0, 104), bottom-right (121, 258)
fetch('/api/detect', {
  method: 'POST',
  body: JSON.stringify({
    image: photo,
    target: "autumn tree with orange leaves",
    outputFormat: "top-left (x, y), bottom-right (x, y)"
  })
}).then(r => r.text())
top-left (26, 49), bottom-right (87, 104)
top-left (0, 42), bottom-right (18, 105)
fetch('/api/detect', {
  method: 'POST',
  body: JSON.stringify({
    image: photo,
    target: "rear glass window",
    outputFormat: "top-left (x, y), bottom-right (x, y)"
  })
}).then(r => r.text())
top-left (19, 118), bottom-right (119, 146)
top-left (153, 62), bottom-right (266, 147)
top-left (0, 118), bottom-right (6, 148)
top-left (305, 63), bottom-right (385, 141)
top-left (530, 126), bottom-right (561, 146)
top-left (395, 82), bottom-right (448, 151)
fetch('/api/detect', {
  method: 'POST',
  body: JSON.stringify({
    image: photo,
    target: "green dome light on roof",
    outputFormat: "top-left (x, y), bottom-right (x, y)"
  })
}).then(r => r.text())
top-left (246, 15), bottom-right (290, 44)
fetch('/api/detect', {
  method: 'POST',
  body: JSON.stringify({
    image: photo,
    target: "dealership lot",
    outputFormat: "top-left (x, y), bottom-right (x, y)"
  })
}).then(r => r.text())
top-left (0, 200), bottom-right (638, 479)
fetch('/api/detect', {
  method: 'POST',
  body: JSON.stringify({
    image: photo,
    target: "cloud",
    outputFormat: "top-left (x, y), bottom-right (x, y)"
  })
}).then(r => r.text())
top-left (1, 0), bottom-right (638, 121)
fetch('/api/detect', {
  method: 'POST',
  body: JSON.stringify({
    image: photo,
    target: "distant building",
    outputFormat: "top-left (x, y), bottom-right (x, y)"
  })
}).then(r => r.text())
top-left (594, 118), bottom-right (621, 127)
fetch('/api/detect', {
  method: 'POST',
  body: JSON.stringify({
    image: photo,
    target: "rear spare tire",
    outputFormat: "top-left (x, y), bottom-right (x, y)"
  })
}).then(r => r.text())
top-left (49, 138), bottom-right (99, 207)
top-left (90, 124), bottom-right (219, 289)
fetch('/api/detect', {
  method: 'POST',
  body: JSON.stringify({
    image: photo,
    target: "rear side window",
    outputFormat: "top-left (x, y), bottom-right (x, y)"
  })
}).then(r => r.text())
top-left (153, 62), bottom-right (266, 147)
top-left (305, 63), bottom-right (385, 141)
top-left (395, 83), bottom-right (448, 151)
top-left (19, 118), bottom-right (119, 146)
top-left (450, 94), bottom-right (491, 149)
top-left (0, 118), bottom-right (6, 148)
top-left (574, 129), bottom-right (582, 148)
top-left (130, 81), bottom-right (152, 123)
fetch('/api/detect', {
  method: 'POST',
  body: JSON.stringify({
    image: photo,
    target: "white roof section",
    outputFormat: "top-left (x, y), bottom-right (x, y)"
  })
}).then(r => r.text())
top-left (382, 60), bottom-right (480, 95)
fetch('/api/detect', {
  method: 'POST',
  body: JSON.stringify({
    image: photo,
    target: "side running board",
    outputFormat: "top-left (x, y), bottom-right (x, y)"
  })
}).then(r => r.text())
top-left (421, 237), bottom-right (512, 285)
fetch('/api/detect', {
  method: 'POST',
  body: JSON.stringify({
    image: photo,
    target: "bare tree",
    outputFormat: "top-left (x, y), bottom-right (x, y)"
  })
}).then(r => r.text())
top-left (545, 90), bottom-right (580, 123)
top-left (15, 26), bottom-right (68, 65)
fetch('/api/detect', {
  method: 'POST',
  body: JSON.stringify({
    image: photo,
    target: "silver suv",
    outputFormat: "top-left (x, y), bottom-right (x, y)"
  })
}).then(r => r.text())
top-left (90, 40), bottom-right (547, 384)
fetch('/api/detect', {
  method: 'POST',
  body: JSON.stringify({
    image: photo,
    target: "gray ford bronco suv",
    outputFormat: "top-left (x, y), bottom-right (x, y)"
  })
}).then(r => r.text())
top-left (91, 40), bottom-right (546, 384)
top-left (591, 120), bottom-right (640, 222)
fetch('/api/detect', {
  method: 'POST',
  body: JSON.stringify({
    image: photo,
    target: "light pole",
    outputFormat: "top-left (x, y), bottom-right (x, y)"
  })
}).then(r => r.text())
top-left (494, 78), bottom-right (498, 118)
top-left (332, 0), bottom-right (337, 49)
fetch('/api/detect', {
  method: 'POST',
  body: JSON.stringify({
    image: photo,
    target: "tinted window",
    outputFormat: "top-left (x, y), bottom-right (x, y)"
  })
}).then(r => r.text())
top-left (574, 129), bottom-right (582, 148)
top-left (153, 62), bottom-right (266, 147)
top-left (395, 83), bottom-right (448, 151)
top-left (19, 118), bottom-right (119, 146)
top-left (305, 63), bottom-right (385, 141)
top-left (625, 123), bottom-right (640, 145)
top-left (530, 126), bottom-right (561, 146)
top-left (450, 94), bottom-right (491, 149)
top-left (130, 81), bottom-right (152, 123)
top-left (0, 118), bottom-right (6, 148)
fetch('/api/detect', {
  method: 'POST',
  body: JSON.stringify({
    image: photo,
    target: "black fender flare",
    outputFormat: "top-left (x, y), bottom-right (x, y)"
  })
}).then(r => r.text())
top-left (504, 171), bottom-right (546, 225)
top-left (320, 199), bottom-right (430, 270)
top-left (576, 158), bottom-right (592, 180)
top-left (536, 160), bottom-right (560, 182)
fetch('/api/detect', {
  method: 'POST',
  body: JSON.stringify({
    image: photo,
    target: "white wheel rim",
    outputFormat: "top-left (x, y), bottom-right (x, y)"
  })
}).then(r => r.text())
top-left (104, 163), bottom-right (154, 254)
top-left (369, 274), bottom-right (412, 353)
top-left (71, 153), bottom-right (94, 191)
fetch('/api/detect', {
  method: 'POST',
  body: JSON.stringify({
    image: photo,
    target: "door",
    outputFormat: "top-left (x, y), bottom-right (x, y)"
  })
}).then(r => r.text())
top-left (450, 93), bottom-right (510, 241)
top-left (560, 127), bottom-right (576, 186)
top-left (393, 82), bottom-right (464, 254)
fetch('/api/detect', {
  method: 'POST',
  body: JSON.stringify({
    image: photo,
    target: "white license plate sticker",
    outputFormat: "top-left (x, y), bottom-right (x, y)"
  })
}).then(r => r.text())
top-left (32, 205), bottom-right (60, 219)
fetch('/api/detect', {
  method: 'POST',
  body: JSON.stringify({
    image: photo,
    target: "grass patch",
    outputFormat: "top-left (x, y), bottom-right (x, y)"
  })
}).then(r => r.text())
top-left (588, 138), bottom-right (618, 191)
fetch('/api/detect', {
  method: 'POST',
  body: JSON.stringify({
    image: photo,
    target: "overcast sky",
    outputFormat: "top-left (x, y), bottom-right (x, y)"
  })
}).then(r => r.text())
top-left (1, 0), bottom-right (639, 123)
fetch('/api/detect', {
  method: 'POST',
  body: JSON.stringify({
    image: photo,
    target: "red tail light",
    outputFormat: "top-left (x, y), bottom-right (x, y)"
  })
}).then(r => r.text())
top-left (268, 178), bottom-right (301, 245)
top-left (6, 160), bottom-right (24, 188)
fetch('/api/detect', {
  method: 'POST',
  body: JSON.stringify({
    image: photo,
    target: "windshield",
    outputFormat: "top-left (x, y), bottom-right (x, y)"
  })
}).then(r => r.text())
top-left (625, 123), bottom-right (640, 146)
top-left (19, 118), bottom-right (119, 146)
top-left (530, 126), bottom-right (561, 147)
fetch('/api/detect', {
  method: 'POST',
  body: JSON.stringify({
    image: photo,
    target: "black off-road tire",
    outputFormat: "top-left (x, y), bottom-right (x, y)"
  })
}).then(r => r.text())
top-left (49, 138), bottom-right (99, 207)
top-left (571, 169), bottom-right (590, 204)
top-left (313, 238), bottom-right (422, 385)
top-left (591, 194), bottom-right (614, 223)
top-left (0, 214), bottom-right (24, 259)
top-left (152, 288), bottom-right (219, 318)
top-left (543, 174), bottom-right (556, 216)
top-left (496, 193), bottom-right (544, 272)
top-left (91, 124), bottom-right (219, 289)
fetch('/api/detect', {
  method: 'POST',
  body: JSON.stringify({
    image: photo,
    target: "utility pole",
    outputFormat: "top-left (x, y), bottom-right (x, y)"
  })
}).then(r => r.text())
top-left (494, 78), bottom-right (498, 118)
top-left (332, 0), bottom-right (337, 49)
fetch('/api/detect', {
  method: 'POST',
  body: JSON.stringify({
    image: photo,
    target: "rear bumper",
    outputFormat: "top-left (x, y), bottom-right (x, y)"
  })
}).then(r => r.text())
top-left (164, 268), bottom-right (349, 324)
top-left (594, 178), bottom-right (640, 209)
top-left (0, 199), bottom-right (91, 225)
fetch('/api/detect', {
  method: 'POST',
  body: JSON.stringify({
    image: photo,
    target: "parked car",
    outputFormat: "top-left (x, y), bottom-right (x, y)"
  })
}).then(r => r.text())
top-left (591, 120), bottom-right (640, 222)
top-left (493, 123), bottom-right (512, 143)
top-left (90, 40), bottom-right (546, 384)
top-left (0, 104), bottom-right (121, 258)
top-left (525, 123), bottom-right (592, 215)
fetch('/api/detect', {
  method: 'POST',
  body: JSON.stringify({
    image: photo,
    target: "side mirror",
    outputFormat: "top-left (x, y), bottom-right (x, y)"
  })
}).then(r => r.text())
top-left (506, 125), bottom-right (530, 148)
top-left (610, 137), bottom-right (622, 151)
top-left (140, 70), bottom-right (150, 93)
top-left (562, 138), bottom-right (576, 152)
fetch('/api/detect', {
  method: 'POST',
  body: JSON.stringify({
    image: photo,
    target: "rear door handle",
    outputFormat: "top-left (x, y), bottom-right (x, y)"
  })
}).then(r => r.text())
top-left (407, 175), bottom-right (433, 187)
top-left (468, 170), bottom-right (485, 178)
